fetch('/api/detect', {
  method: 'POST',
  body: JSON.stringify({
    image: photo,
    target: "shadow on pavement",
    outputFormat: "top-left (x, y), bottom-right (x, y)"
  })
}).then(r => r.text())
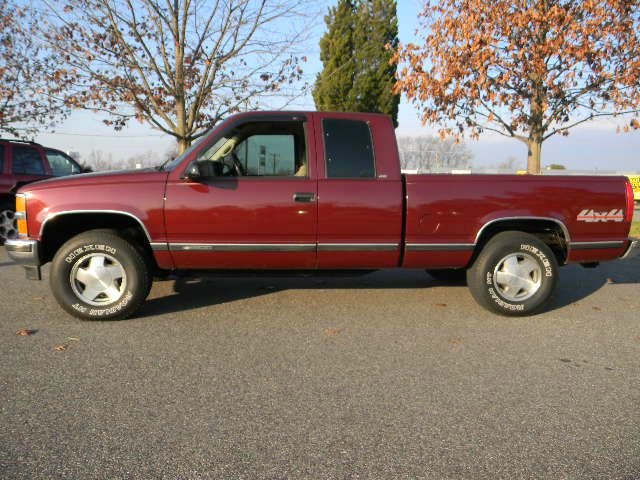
top-left (548, 258), bottom-right (640, 312)
top-left (137, 258), bottom-right (640, 318)
top-left (138, 269), bottom-right (440, 318)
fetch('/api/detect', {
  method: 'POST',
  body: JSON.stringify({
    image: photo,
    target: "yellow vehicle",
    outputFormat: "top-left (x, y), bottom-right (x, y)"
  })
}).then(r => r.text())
top-left (628, 175), bottom-right (640, 202)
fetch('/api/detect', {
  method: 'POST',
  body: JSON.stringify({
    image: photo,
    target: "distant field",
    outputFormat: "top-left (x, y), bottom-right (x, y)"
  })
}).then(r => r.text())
top-left (631, 222), bottom-right (640, 237)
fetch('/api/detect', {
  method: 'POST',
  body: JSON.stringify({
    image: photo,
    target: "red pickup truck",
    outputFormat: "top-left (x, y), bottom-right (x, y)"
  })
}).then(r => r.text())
top-left (5, 111), bottom-right (638, 320)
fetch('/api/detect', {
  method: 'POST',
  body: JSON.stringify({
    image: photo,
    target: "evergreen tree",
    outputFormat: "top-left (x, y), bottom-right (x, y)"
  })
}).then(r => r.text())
top-left (352, 0), bottom-right (400, 127)
top-left (313, 0), bottom-right (400, 127)
top-left (313, 0), bottom-right (356, 112)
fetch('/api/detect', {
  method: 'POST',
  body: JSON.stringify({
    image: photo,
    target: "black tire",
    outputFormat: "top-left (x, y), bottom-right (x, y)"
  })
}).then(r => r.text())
top-left (426, 268), bottom-right (467, 283)
top-left (50, 230), bottom-right (151, 320)
top-left (466, 231), bottom-right (558, 316)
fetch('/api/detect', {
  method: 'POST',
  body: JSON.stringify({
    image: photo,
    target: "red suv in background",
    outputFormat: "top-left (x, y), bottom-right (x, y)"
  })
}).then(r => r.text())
top-left (1, 139), bottom-right (83, 243)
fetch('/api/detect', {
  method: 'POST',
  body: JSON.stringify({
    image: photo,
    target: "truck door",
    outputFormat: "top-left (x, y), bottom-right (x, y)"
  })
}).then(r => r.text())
top-left (314, 113), bottom-right (403, 268)
top-left (163, 114), bottom-right (318, 269)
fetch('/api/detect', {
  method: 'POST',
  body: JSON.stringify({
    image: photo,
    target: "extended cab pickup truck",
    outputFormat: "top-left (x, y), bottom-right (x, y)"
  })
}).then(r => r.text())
top-left (5, 111), bottom-right (639, 320)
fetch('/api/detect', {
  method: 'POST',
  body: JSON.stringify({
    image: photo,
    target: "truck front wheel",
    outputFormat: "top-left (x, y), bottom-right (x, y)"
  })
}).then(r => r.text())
top-left (466, 232), bottom-right (558, 316)
top-left (50, 230), bottom-right (151, 320)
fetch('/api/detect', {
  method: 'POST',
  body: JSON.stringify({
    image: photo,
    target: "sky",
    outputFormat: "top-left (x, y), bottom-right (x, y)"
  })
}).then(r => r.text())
top-left (32, 0), bottom-right (640, 172)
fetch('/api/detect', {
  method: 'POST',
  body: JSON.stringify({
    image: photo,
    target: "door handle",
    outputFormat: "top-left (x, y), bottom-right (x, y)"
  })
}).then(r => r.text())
top-left (293, 192), bottom-right (316, 203)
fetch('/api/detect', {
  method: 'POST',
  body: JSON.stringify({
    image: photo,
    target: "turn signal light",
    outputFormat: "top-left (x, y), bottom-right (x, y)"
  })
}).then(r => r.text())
top-left (15, 194), bottom-right (26, 213)
top-left (15, 194), bottom-right (28, 237)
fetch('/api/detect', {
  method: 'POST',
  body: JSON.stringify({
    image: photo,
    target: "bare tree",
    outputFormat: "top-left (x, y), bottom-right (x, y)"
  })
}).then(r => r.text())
top-left (0, 2), bottom-right (71, 137)
top-left (83, 148), bottom-right (166, 171)
top-left (495, 156), bottom-right (521, 172)
top-left (42, 0), bottom-right (309, 152)
top-left (85, 149), bottom-right (115, 171)
top-left (397, 135), bottom-right (472, 172)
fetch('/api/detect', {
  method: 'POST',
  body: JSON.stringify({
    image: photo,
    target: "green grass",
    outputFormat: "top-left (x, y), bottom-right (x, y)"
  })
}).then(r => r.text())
top-left (631, 222), bottom-right (640, 238)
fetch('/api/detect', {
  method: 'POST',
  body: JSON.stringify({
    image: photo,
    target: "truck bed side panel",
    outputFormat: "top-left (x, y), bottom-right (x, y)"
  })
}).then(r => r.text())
top-left (403, 174), bottom-right (630, 268)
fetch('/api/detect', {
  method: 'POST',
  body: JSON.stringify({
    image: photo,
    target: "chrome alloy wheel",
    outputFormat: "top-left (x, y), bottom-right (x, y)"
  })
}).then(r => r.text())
top-left (0, 209), bottom-right (17, 241)
top-left (493, 252), bottom-right (542, 302)
top-left (70, 253), bottom-right (127, 306)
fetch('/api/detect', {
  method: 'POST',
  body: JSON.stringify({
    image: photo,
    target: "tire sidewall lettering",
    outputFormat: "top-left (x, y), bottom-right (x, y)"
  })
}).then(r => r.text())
top-left (65, 244), bottom-right (117, 264)
top-left (520, 243), bottom-right (553, 277)
top-left (87, 291), bottom-right (133, 317)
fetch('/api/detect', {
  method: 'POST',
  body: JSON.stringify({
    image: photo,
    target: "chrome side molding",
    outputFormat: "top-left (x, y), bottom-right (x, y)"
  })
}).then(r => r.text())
top-left (569, 241), bottom-right (626, 250)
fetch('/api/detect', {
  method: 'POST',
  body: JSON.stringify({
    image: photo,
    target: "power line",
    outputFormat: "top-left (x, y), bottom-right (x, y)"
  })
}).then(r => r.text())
top-left (39, 132), bottom-right (168, 138)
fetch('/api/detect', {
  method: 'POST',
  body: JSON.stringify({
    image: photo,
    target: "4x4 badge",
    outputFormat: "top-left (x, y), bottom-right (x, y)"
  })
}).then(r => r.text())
top-left (577, 209), bottom-right (624, 222)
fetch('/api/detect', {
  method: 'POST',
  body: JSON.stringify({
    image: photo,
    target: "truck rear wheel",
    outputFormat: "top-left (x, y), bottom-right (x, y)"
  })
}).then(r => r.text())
top-left (467, 231), bottom-right (558, 316)
top-left (50, 230), bottom-right (151, 320)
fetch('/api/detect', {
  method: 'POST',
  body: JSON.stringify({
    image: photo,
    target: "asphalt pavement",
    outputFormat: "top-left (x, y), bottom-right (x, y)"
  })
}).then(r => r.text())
top-left (1, 246), bottom-right (639, 479)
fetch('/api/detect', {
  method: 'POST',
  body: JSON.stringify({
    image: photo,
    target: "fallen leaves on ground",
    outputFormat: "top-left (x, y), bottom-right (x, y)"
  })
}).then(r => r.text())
top-left (435, 303), bottom-right (447, 307)
top-left (593, 306), bottom-right (602, 311)
top-left (324, 327), bottom-right (343, 337)
top-left (448, 338), bottom-right (463, 345)
top-left (15, 328), bottom-right (37, 336)
top-left (52, 337), bottom-right (80, 352)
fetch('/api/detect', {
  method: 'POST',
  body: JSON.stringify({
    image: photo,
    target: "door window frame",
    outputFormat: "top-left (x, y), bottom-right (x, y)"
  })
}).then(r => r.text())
top-left (174, 114), bottom-right (315, 182)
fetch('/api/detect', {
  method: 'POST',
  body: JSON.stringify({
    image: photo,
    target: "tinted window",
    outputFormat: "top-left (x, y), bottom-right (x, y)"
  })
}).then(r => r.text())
top-left (323, 119), bottom-right (375, 178)
top-left (12, 146), bottom-right (45, 175)
top-left (46, 150), bottom-right (81, 176)
top-left (196, 121), bottom-right (307, 178)
top-left (236, 134), bottom-right (297, 176)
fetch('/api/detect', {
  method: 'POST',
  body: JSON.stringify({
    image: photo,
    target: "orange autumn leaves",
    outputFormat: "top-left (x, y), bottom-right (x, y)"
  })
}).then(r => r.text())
top-left (393, 1), bottom-right (640, 154)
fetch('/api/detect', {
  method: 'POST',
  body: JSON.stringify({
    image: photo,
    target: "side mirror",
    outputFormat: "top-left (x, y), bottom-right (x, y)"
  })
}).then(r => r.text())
top-left (186, 163), bottom-right (201, 181)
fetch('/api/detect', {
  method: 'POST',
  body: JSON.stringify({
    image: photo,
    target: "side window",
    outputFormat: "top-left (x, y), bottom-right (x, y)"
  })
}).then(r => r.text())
top-left (196, 121), bottom-right (307, 178)
top-left (46, 150), bottom-right (81, 176)
top-left (12, 146), bottom-right (45, 175)
top-left (236, 135), bottom-right (297, 176)
top-left (323, 119), bottom-right (375, 178)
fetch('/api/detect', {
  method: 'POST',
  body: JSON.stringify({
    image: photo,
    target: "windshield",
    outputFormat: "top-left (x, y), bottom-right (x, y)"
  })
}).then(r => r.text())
top-left (159, 127), bottom-right (215, 171)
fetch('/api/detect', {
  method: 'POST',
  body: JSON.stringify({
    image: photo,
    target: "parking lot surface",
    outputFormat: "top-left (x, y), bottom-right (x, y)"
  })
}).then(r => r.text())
top-left (1, 246), bottom-right (639, 479)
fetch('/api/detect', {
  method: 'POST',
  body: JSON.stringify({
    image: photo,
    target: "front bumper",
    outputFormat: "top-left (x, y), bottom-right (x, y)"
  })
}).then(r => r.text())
top-left (620, 238), bottom-right (640, 260)
top-left (5, 239), bottom-right (41, 267)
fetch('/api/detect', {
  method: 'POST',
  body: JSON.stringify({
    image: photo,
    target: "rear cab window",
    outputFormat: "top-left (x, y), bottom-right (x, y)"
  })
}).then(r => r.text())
top-left (12, 146), bottom-right (45, 175)
top-left (323, 119), bottom-right (375, 178)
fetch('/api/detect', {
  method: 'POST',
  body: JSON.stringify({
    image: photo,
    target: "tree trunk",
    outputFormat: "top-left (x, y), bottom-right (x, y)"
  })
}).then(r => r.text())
top-left (177, 137), bottom-right (190, 154)
top-left (527, 138), bottom-right (542, 174)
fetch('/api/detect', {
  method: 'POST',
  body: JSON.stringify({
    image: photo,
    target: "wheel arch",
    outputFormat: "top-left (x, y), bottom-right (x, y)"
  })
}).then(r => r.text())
top-left (40, 211), bottom-right (156, 267)
top-left (472, 217), bottom-right (570, 265)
